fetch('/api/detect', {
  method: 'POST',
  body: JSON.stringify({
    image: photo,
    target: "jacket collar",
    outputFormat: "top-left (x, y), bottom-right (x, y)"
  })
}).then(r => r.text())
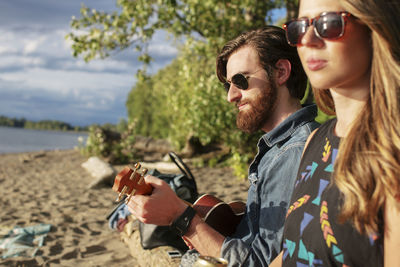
top-left (261, 104), bottom-right (317, 147)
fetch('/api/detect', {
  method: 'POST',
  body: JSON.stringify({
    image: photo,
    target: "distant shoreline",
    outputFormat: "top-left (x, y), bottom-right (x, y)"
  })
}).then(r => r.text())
top-left (0, 115), bottom-right (88, 132)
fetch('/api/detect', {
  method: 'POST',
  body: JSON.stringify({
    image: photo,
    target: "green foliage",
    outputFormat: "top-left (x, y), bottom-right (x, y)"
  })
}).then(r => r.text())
top-left (66, 0), bottom-right (287, 62)
top-left (158, 41), bottom-right (236, 148)
top-left (301, 82), bottom-right (336, 124)
top-left (116, 118), bottom-right (129, 132)
top-left (125, 41), bottom-right (262, 179)
top-left (68, 0), bottom-right (301, 175)
top-left (81, 126), bottom-right (114, 158)
top-left (127, 41), bottom-right (261, 155)
top-left (119, 120), bottom-right (139, 162)
top-left (228, 150), bottom-right (253, 180)
top-left (126, 70), bottom-right (169, 139)
top-left (315, 109), bottom-right (335, 124)
top-left (80, 121), bottom-right (139, 163)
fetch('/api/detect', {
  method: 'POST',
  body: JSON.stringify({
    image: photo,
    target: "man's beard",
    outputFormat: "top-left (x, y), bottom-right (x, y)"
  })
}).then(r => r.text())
top-left (236, 82), bottom-right (277, 133)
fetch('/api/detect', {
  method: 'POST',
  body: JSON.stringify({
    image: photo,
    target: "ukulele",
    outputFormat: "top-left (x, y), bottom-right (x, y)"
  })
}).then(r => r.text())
top-left (112, 163), bottom-right (245, 236)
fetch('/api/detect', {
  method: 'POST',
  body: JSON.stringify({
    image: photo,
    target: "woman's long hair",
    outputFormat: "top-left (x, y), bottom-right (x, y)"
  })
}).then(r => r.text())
top-left (314, 0), bottom-right (400, 234)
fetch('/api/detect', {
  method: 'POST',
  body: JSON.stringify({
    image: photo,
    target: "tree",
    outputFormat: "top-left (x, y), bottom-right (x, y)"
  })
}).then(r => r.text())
top-left (66, 0), bottom-right (291, 63)
top-left (67, 0), bottom-right (301, 170)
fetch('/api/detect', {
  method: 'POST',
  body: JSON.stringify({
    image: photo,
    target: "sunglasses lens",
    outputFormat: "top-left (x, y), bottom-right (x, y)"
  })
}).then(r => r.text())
top-left (285, 12), bottom-right (347, 46)
top-left (223, 82), bottom-right (230, 92)
top-left (285, 19), bottom-right (308, 46)
top-left (231, 74), bottom-right (248, 90)
top-left (315, 13), bottom-right (344, 39)
top-left (223, 73), bottom-right (250, 92)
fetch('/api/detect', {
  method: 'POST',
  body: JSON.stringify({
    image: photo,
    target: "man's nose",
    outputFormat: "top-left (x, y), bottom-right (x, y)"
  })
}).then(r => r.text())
top-left (227, 84), bottom-right (242, 103)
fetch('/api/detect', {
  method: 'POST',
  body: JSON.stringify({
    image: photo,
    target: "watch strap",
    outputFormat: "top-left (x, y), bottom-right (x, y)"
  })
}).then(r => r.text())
top-left (170, 205), bottom-right (196, 237)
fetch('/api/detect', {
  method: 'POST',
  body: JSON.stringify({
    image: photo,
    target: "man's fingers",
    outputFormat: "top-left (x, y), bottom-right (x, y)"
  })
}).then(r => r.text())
top-left (143, 174), bottom-right (166, 187)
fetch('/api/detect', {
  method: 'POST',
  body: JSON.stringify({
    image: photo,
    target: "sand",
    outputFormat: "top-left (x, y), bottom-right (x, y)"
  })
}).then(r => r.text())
top-left (0, 149), bottom-right (248, 266)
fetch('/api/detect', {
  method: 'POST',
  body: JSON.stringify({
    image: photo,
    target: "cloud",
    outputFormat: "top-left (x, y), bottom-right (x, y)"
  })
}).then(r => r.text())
top-left (0, 56), bottom-right (45, 70)
top-left (0, 1), bottom-right (177, 126)
top-left (23, 37), bottom-right (46, 55)
top-left (61, 56), bottom-right (136, 73)
top-left (0, 69), bottom-right (132, 126)
top-left (0, 45), bottom-right (17, 55)
top-left (0, 89), bottom-right (126, 126)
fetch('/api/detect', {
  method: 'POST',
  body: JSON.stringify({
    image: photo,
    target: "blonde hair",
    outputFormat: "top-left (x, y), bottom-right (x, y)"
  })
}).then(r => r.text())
top-left (314, 0), bottom-right (400, 234)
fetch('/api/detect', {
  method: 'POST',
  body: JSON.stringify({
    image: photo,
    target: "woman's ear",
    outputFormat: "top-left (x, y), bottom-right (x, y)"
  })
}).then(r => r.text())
top-left (275, 59), bottom-right (291, 86)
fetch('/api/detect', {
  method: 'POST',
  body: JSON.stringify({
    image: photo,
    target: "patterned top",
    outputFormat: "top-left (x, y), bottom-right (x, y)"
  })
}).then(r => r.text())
top-left (282, 119), bottom-right (383, 267)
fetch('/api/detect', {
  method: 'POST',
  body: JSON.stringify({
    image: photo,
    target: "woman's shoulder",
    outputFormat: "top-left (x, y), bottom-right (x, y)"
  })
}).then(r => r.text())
top-left (302, 118), bottom-right (337, 157)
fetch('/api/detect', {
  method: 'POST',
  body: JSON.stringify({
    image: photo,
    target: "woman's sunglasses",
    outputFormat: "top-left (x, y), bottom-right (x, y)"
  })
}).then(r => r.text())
top-left (223, 69), bottom-right (263, 92)
top-left (283, 11), bottom-right (352, 46)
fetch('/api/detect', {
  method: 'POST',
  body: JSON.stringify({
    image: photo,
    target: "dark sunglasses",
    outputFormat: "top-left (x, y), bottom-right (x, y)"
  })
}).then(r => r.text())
top-left (283, 11), bottom-right (352, 46)
top-left (223, 69), bottom-right (263, 92)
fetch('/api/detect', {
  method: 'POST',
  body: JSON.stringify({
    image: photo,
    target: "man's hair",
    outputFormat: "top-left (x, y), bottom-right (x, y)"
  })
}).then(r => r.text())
top-left (216, 26), bottom-right (307, 100)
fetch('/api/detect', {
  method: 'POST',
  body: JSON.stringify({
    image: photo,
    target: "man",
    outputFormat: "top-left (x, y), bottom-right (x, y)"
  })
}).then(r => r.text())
top-left (127, 26), bottom-right (319, 266)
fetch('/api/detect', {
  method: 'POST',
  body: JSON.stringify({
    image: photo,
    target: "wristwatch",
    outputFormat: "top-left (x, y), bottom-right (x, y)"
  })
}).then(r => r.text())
top-left (170, 205), bottom-right (196, 236)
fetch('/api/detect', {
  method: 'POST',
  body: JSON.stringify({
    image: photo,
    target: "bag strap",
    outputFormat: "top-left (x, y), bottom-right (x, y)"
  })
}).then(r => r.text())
top-left (168, 151), bottom-right (195, 181)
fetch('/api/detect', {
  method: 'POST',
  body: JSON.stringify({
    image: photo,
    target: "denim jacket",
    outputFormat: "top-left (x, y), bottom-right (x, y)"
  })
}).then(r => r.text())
top-left (221, 105), bottom-right (319, 267)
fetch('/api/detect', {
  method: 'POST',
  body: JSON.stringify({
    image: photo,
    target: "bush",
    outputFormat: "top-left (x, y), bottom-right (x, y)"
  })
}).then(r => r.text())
top-left (80, 121), bottom-right (139, 164)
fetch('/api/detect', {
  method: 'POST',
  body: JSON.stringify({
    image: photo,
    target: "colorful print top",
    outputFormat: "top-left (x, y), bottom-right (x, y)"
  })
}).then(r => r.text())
top-left (282, 119), bottom-right (383, 267)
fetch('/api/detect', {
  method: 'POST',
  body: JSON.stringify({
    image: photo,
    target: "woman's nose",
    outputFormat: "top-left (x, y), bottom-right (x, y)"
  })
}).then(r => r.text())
top-left (300, 25), bottom-right (324, 47)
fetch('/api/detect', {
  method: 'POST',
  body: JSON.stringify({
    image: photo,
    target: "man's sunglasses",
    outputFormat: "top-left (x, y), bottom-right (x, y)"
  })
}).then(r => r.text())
top-left (283, 11), bottom-right (352, 46)
top-left (223, 69), bottom-right (263, 92)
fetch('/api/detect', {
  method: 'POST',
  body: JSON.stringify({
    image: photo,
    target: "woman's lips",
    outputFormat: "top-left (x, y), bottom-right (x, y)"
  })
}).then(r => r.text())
top-left (306, 59), bottom-right (327, 71)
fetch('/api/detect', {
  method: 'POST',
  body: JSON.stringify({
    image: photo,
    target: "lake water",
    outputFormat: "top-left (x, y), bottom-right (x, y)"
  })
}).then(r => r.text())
top-left (0, 126), bottom-right (88, 154)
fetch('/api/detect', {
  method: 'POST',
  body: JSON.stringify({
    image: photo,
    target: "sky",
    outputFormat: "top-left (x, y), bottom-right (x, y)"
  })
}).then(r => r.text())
top-left (0, 1), bottom-right (285, 127)
top-left (0, 0), bottom-right (179, 126)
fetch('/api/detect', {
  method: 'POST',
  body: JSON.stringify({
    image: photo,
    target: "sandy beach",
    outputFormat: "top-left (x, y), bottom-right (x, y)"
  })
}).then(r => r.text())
top-left (0, 149), bottom-right (248, 266)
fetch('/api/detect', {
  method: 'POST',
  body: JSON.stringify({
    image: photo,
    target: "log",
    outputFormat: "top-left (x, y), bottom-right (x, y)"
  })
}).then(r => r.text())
top-left (119, 218), bottom-right (181, 267)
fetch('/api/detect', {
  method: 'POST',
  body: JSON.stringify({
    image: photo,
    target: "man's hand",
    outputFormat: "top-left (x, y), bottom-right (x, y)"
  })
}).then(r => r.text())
top-left (126, 175), bottom-right (187, 225)
top-left (127, 174), bottom-right (225, 258)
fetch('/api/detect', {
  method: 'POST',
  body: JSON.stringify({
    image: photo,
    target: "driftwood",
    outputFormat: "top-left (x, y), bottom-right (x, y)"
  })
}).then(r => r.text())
top-left (132, 135), bottom-right (230, 163)
top-left (94, 126), bottom-right (230, 163)
top-left (133, 136), bottom-right (173, 155)
top-left (132, 136), bottom-right (173, 162)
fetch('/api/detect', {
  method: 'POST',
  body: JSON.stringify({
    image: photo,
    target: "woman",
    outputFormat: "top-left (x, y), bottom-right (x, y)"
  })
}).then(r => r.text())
top-left (271, 0), bottom-right (400, 266)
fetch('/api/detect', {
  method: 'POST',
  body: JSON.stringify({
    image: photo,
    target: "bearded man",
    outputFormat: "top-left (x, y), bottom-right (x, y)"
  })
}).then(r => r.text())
top-left (127, 26), bottom-right (319, 266)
